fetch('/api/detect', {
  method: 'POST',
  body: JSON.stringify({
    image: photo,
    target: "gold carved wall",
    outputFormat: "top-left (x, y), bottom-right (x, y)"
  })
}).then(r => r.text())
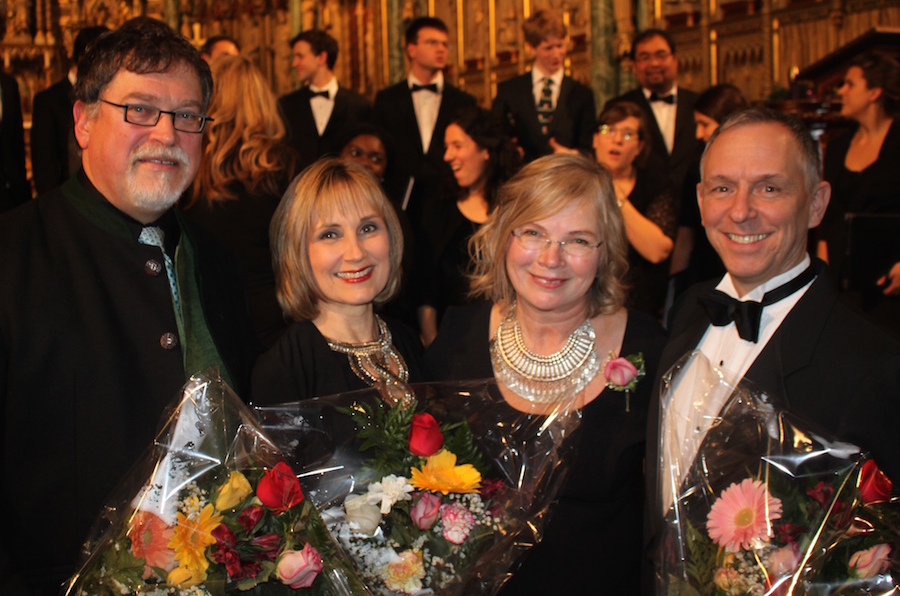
top-left (1, 0), bottom-right (898, 144)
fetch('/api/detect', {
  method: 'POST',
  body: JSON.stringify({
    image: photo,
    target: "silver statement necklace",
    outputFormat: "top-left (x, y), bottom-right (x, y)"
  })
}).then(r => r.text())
top-left (326, 315), bottom-right (414, 407)
top-left (490, 303), bottom-right (600, 404)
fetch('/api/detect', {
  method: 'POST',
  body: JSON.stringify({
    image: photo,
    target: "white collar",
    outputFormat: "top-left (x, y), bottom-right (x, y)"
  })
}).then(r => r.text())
top-left (531, 66), bottom-right (564, 88)
top-left (310, 76), bottom-right (339, 96)
top-left (716, 254), bottom-right (813, 302)
top-left (642, 85), bottom-right (678, 100)
top-left (408, 71), bottom-right (444, 93)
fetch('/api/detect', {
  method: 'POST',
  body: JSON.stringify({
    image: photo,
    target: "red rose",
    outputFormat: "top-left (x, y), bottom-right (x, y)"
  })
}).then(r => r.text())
top-left (859, 460), bottom-right (893, 505)
top-left (408, 412), bottom-right (444, 457)
top-left (238, 504), bottom-right (264, 533)
top-left (257, 462), bottom-right (304, 513)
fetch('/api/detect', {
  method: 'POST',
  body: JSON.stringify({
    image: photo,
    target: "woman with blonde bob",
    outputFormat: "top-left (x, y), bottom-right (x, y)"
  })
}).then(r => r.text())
top-left (426, 153), bottom-right (666, 593)
top-left (251, 158), bottom-right (427, 406)
top-left (182, 55), bottom-right (296, 349)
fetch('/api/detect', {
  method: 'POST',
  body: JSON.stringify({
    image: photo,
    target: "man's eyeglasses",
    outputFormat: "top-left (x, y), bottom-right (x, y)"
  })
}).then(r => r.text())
top-left (100, 99), bottom-right (213, 133)
top-left (634, 50), bottom-right (672, 64)
top-left (511, 229), bottom-right (603, 257)
top-left (597, 124), bottom-right (638, 142)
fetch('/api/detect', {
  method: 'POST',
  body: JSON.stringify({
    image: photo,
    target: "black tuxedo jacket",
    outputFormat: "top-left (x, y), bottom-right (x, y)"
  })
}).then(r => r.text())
top-left (279, 85), bottom-right (372, 171)
top-left (373, 80), bottom-right (476, 225)
top-left (609, 87), bottom-right (703, 195)
top-left (31, 77), bottom-right (77, 195)
top-left (643, 262), bottom-right (900, 592)
top-left (0, 72), bottom-right (29, 211)
top-left (492, 72), bottom-right (596, 163)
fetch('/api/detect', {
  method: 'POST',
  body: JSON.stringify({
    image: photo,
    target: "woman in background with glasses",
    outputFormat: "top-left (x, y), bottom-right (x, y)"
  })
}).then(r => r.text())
top-left (594, 101), bottom-right (678, 319)
top-left (425, 153), bottom-right (666, 593)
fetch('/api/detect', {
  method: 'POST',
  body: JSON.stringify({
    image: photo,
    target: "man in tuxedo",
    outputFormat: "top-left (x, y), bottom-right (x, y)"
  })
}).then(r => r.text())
top-left (279, 29), bottom-right (371, 171)
top-left (372, 16), bottom-right (475, 227)
top-left (30, 25), bottom-right (108, 195)
top-left (0, 19), bottom-right (256, 593)
top-left (644, 107), bottom-right (900, 592)
top-left (492, 9), bottom-right (595, 163)
top-left (0, 70), bottom-right (29, 211)
top-left (200, 34), bottom-right (240, 62)
top-left (608, 29), bottom-right (702, 194)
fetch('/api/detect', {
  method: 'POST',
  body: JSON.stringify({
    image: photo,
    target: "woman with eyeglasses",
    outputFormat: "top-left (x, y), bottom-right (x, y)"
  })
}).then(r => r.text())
top-left (425, 153), bottom-right (666, 593)
top-left (594, 100), bottom-right (678, 319)
top-left (181, 55), bottom-right (297, 350)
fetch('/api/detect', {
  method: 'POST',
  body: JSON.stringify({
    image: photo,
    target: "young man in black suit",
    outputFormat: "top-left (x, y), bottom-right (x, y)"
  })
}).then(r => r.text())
top-left (279, 29), bottom-right (371, 171)
top-left (492, 9), bottom-right (596, 163)
top-left (372, 17), bottom-right (475, 227)
top-left (608, 29), bottom-right (702, 194)
top-left (644, 108), bottom-right (900, 592)
top-left (30, 25), bottom-right (108, 196)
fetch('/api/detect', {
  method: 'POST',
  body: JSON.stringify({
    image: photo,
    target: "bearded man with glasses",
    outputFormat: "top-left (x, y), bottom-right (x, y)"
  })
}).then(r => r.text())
top-left (0, 18), bottom-right (256, 594)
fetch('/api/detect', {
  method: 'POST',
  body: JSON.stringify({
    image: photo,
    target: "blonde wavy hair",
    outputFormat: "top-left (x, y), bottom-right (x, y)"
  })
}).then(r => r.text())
top-left (186, 55), bottom-right (295, 207)
top-left (271, 158), bottom-right (404, 322)
top-left (468, 153), bottom-right (629, 317)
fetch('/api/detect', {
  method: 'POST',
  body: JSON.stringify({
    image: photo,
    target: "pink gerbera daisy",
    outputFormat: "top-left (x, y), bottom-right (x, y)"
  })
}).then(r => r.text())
top-left (707, 478), bottom-right (782, 552)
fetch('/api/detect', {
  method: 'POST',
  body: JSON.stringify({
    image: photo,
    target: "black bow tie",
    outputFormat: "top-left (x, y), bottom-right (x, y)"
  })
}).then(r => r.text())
top-left (649, 92), bottom-right (676, 104)
top-left (698, 262), bottom-right (819, 343)
top-left (411, 83), bottom-right (438, 93)
top-left (309, 89), bottom-right (330, 99)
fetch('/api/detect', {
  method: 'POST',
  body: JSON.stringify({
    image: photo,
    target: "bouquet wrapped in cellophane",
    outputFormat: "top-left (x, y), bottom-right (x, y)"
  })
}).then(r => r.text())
top-left (255, 380), bottom-right (581, 595)
top-left (65, 371), bottom-right (366, 595)
top-left (654, 351), bottom-right (899, 595)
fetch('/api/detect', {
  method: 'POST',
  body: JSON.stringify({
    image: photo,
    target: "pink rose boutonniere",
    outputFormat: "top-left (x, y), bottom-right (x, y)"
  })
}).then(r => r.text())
top-left (603, 351), bottom-right (645, 412)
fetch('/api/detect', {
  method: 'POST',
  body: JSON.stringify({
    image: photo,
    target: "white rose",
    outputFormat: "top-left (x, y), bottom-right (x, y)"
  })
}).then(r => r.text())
top-left (344, 493), bottom-right (382, 535)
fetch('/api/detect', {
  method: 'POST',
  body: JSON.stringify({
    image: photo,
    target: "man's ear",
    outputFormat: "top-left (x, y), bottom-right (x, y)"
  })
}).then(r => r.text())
top-left (316, 51), bottom-right (328, 68)
top-left (73, 100), bottom-right (91, 150)
top-left (808, 180), bottom-right (831, 229)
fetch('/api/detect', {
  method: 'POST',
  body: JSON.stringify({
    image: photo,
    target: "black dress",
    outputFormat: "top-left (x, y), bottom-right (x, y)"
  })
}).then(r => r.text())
top-left (626, 171), bottom-right (678, 320)
top-left (821, 120), bottom-right (900, 338)
top-left (182, 177), bottom-right (291, 351)
top-left (425, 301), bottom-right (667, 593)
top-left (250, 317), bottom-right (429, 405)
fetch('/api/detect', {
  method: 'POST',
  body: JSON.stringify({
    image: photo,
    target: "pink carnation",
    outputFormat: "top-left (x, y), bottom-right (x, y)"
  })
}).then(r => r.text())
top-left (440, 502), bottom-right (475, 544)
top-left (707, 478), bottom-right (782, 552)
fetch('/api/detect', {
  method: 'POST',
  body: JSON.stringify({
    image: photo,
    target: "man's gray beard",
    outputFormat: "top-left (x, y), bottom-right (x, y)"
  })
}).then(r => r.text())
top-left (126, 145), bottom-right (192, 214)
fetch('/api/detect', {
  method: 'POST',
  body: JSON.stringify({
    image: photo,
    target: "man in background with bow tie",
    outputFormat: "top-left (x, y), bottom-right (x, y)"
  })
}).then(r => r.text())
top-left (373, 16), bottom-right (475, 230)
top-left (608, 29), bottom-right (702, 195)
top-left (0, 19), bottom-right (256, 594)
top-left (491, 9), bottom-right (596, 163)
top-left (279, 28), bottom-right (371, 172)
top-left (643, 106), bottom-right (900, 593)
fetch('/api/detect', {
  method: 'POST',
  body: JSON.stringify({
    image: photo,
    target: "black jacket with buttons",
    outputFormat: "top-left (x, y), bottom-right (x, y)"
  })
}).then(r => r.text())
top-left (0, 174), bottom-right (257, 594)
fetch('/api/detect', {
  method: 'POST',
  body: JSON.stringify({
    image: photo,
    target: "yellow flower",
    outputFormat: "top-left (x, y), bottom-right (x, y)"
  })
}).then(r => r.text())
top-left (168, 503), bottom-right (222, 573)
top-left (409, 449), bottom-right (481, 495)
top-left (167, 564), bottom-right (207, 587)
top-left (382, 550), bottom-right (425, 594)
top-left (215, 471), bottom-right (252, 511)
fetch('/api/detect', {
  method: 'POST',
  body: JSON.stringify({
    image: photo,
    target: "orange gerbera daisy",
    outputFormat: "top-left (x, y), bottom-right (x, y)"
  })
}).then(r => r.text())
top-left (127, 510), bottom-right (175, 578)
top-left (168, 503), bottom-right (223, 572)
top-left (409, 449), bottom-right (481, 495)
